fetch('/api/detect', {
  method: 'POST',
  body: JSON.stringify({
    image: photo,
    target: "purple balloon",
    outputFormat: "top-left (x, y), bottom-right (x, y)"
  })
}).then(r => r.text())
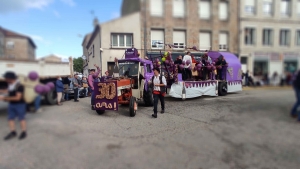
top-left (207, 65), bottom-right (212, 70)
top-left (192, 46), bottom-right (197, 50)
top-left (165, 60), bottom-right (170, 64)
top-left (28, 71), bottom-right (39, 81)
top-left (186, 60), bottom-right (191, 65)
top-left (34, 84), bottom-right (44, 94)
top-left (179, 64), bottom-right (184, 70)
top-left (212, 62), bottom-right (216, 65)
top-left (43, 85), bottom-right (51, 93)
top-left (46, 82), bottom-right (55, 89)
top-left (156, 58), bottom-right (159, 62)
top-left (212, 66), bottom-right (216, 70)
top-left (197, 64), bottom-right (202, 68)
top-left (217, 66), bottom-right (222, 69)
top-left (182, 61), bottom-right (186, 65)
top-left (188, 66), bottom-right (192, 70)
top-left (197, 67), bottom-right (202, 71)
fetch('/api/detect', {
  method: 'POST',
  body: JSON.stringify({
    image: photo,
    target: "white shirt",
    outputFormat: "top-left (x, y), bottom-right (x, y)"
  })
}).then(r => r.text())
top-left (183, 55), bottom-right (192, 68)
top-left (153, 74), bottom-right (167, 91)
top-left (8, 80), bottom-right (20, 91)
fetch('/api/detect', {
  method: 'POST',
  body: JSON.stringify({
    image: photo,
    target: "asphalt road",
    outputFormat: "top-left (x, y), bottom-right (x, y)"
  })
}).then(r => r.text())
top-left (0, 88), bottom-right (299, 169)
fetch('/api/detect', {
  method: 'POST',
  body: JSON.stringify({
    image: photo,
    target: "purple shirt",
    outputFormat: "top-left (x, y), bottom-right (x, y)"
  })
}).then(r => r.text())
top-left (88, 67), bottom-right (101, 90)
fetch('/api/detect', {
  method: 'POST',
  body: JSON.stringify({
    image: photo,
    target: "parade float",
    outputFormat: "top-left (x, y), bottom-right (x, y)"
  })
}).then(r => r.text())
top-left (92, 46), bottom-right (242, 116)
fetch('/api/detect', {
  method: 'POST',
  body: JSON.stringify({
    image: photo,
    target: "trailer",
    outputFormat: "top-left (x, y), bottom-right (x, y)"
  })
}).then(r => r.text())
top-left (0, 58), bottom-right (73, 105)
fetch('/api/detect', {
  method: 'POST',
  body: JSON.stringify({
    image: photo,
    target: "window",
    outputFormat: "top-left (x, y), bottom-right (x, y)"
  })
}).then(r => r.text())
top-left (173, 0), bottom-right (185, 17)
top-left (199, 32), bottom-right (211, 50)
top-left (296, 30), bottom-right (300, 46)
top-left (219, 32), bottom-right (228, 51)
top-left (198, 0), bottom-right (210, 19)
top-left (6, 41), bottom-right (14, 49)
top-left (219, 1), bottom-right (228, 20)
top-left (146, 64), bottom-right (152, 73)
top-left (241, 57), bottom-right (248, 64)
top-left (244, 28), bottom-right (256, 45)
top-left (254, 61), bottom-right (268, 76)
top-left (263, 0), bottom-right (273, 15)
top-left (150, 0), bottom-right (163, 16)
top-left (281, 0), bottom-right (291, 16)
top-left (245, 0), bottom-right (255, 14)
top-left (173, 31), bottom-right (186, 49)
top-left (279, 29), bottom-right (290, 46)
top-left (151, 30), bottom-right (164, 49)
top-left (297, 0), bottom-right (300, 17)
top-left (262, 29), bottom-right (273, 46)
top-left (111, 34), bottom-right (133, 48)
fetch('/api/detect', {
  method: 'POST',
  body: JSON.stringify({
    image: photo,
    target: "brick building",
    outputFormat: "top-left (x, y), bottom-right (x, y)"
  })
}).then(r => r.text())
top-left (122, 0), bottom-right (239, 57)
top-left (83, 0), bottom-right (239, 75)
top-left (0, 26), bottom-right (36, 60)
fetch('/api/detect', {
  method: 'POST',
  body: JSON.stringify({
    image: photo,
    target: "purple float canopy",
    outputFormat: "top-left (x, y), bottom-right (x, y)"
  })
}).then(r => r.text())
top-left (208, 51), bottom-right (242, 81)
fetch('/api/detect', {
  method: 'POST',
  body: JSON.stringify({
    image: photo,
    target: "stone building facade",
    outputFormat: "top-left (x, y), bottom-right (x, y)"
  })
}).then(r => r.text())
top-left (239, 0), bottom-right (300, 79)
top-left (122, 0), bottom-right (239, 57)
top-left (0, 26), bottom-right (36, 60)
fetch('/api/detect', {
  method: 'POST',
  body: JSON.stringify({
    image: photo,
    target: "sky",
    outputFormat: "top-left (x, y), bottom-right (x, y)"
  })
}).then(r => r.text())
top-left (0, 0), bottom-right (122, 58)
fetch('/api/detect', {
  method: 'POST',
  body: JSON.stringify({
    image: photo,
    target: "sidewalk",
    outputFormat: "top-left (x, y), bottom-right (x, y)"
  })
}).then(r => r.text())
top-left (242, 85), bottom-right (292, 91)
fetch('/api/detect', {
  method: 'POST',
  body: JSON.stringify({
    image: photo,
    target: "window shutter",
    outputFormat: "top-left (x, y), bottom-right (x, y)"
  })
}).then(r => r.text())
top-left (151, 0), bottom-right (163, 16)
top-left (219, 33), bottom-right (228, 50)
top-left (219, 2), bottom-right (228, 20)
top-left (173, 0), bottom-right (185, 17)
top-left (151, 30), bottom-right (164, 48)
top-left (199, 32), bottom-right (211, 50)
top-left (173, 31), bottom-right (185, 43)
top-left (199, 1), bottom-right (210, 19)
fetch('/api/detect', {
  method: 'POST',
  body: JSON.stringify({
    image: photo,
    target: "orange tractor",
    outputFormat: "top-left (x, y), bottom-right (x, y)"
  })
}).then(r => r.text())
top-left (93, 48), bottom-right (154, 117)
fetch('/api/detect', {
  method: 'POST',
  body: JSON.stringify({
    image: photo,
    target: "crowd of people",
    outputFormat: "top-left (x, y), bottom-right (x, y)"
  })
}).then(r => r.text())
top-left (242, 70), bottom-right (294, 87)
top-left (174, 51), bottom-right (227, 81)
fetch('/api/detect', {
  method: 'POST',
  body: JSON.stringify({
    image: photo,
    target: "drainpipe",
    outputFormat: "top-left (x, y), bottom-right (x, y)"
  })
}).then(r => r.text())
top-left (144, 0), bottom-right (147, 57)
top-left (99, 26), bottom-right (102, 75)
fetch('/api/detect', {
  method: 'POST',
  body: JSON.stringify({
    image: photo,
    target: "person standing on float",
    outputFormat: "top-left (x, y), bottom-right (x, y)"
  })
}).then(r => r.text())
top-left (88, 64), bottom-right (101, 109)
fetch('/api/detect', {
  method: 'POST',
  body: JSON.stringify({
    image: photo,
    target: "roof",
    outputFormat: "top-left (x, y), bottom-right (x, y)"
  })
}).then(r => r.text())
top-left (0, 26), bottom-right (37, 49)
top-left (81, 33), bottom-right (92, 47)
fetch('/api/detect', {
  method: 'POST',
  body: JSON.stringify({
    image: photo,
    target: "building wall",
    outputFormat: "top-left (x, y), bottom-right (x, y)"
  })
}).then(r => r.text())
top-left (100, 12), bottom-right (141, 75)
top-left (27, 42), bottom-right (35, 60)
top-left (5, 37), bottom-right (28, 59)
top-left (0, 31), bottom-right (4, 57)
top-left (139, 0), bottom-right (239, 57)
top-left (41, 55), bottom-right (62, 62)
top-left (121, 0), bottom-right (140, 16)
top-left (239, 0), bottom-right (300, 78)
top-left (86, 30), bottom-right (101, 74)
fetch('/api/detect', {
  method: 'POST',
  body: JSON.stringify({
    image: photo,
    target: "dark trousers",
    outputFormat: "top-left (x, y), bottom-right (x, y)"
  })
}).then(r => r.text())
top-left (153, 93), bottom-right (165, 115)
top-left (291, 87), bottom-right (300, 121)
top-left (183, 68), bottom-right (192, 80)
top-left (217, 69), bottom-right (223, 80)
top-left (202, 68), bottom-right (207, 80)
top-left (74, 88), bottom-right (78, 101)
top-left (91, 89), bottom-right (95, 105)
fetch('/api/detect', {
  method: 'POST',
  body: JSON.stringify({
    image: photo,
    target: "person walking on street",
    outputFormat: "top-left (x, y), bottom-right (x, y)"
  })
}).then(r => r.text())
top-left (72, 74), bottom-right (80, 102)
top-left (88, 64), bottom-right (101, 109)
top-left (149, 67), bottom-right (167, 118)
top-left (291, 70), bottom-right (300, 122)
top-left (56, 76), bottom-right (64, 105)
top-left (0, 71), bottom-right (27, 140)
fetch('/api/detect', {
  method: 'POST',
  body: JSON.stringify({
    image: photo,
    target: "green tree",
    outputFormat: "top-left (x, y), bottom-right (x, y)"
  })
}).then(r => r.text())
top-left (73, 57), bottom-right (83, 73)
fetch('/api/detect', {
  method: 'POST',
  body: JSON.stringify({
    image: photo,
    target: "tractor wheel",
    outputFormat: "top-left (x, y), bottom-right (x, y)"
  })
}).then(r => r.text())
top-left (218, 82), bottom-right (228, 96)
top-left (96, 110), bottom-right (105, 115)
top-left (143, 88), bottom-right (153, 107)
top-left (45, 89), bottom-right (57, 105)
top-left (129, 96), bottom-right (137, 117)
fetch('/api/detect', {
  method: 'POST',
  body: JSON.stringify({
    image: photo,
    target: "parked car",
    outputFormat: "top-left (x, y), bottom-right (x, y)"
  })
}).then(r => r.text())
top-left (65, 77), bottom-right (87, 99)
